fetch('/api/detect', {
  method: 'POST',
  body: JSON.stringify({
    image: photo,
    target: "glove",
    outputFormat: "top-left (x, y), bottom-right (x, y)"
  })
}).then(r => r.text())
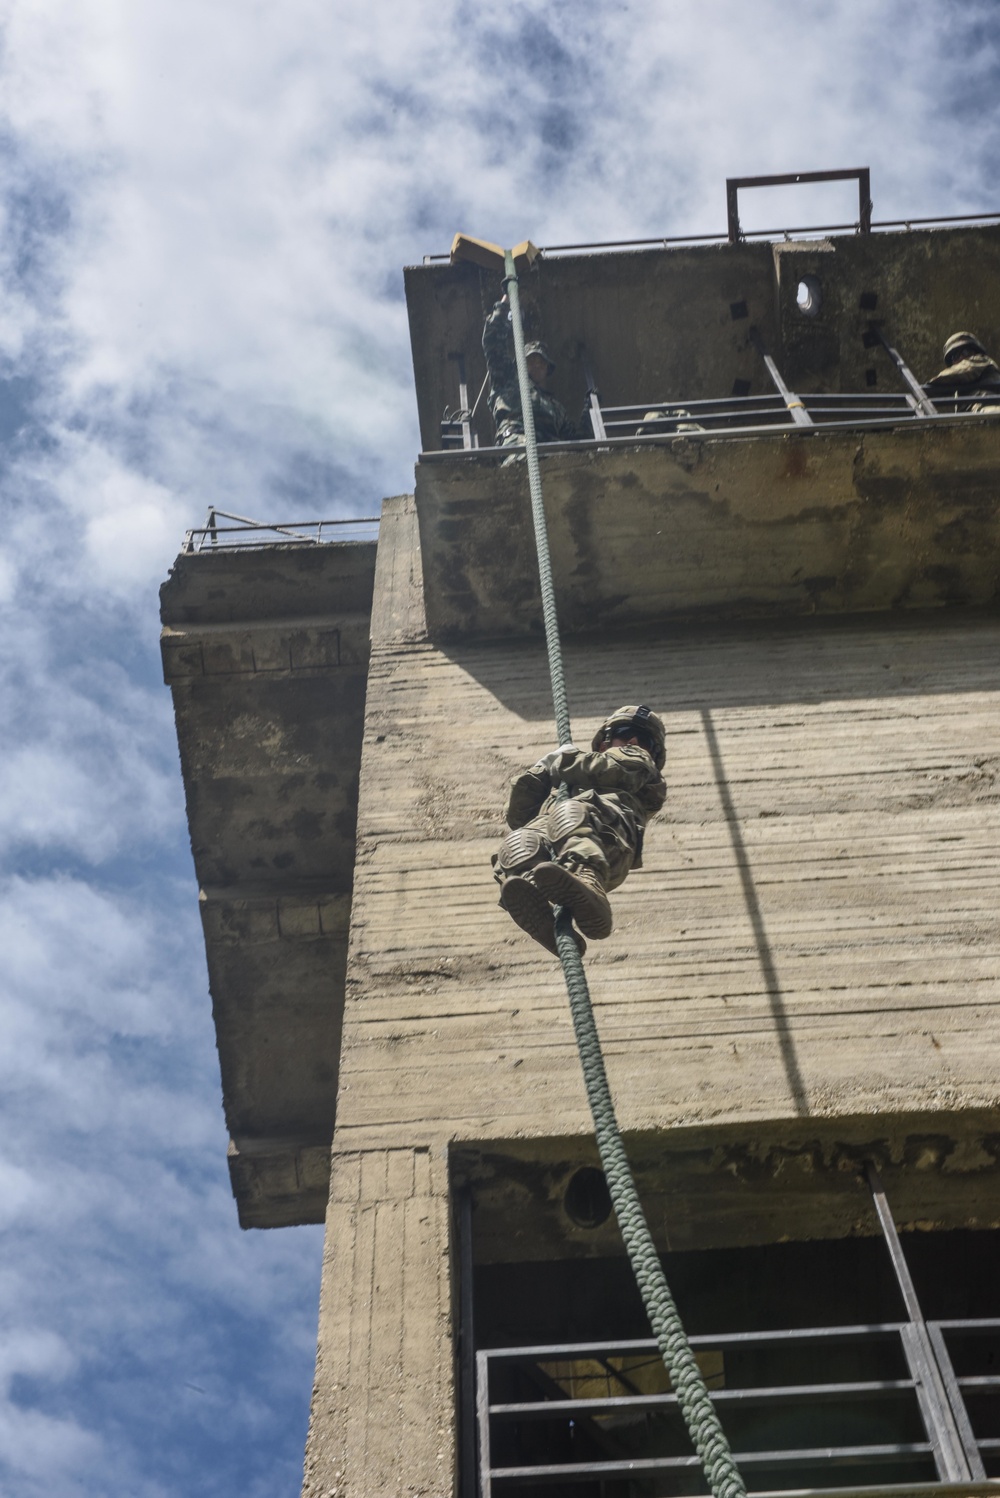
top-left (531, 744), bottom-right (579, 773)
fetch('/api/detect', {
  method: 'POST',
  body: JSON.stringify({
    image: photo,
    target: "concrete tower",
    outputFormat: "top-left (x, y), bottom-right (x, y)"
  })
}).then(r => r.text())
top-left (162, 186), bottom-right (1000, 1498)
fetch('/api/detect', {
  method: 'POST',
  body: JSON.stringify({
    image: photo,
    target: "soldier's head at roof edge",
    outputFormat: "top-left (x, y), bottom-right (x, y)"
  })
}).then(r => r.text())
top-left (943, 331), bottom-right (987, 364)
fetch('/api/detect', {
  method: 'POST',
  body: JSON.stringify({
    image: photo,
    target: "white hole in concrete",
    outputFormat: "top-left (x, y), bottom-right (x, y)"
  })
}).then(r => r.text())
top-left (796, 275), bottom-right (822, 317)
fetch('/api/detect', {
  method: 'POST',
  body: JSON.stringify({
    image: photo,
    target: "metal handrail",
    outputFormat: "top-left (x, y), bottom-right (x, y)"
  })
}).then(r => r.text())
top-left (476, 1317), bottom-right (1000, 1494)
top-left (422, 210), bottom-right (1000, 263)
top-left (181, 509), bottom-right (380, 553)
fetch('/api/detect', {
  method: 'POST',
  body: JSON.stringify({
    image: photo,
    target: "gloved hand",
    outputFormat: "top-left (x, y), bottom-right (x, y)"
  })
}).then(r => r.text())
top-left (532, 744), bottom-right (580, 773)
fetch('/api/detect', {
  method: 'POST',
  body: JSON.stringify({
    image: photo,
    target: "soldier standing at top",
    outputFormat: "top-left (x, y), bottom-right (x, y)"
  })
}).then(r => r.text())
top-left (482, 294), bottom-right (579, 448)
top-left (493, 706), bottom-right (667, 955)
top-left (925, 332), bottom-right (1000, 411)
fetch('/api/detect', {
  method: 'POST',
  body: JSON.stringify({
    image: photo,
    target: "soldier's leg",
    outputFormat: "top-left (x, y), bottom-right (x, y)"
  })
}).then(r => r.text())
top-left (492, 819), bottom-right (586, 956)
top-left (531, 801), bottom-right (619, 940)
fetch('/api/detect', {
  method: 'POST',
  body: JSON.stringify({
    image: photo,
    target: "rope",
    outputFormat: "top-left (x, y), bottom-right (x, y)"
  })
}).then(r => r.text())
top-left (503, 249), bottom-right (747, 1498)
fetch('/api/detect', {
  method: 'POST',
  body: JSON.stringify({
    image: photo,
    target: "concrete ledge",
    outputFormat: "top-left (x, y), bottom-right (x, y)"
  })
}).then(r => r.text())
top-left (415, 420), bottom-right (1000, 639)
top-left (161, 539), bottom-right (376, 1228)
top-left (227, 1138), bottom-right (330, 1229)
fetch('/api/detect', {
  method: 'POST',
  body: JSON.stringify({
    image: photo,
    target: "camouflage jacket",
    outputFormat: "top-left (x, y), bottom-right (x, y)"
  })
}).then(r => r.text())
top-left (506, 744), bottom-right (666, 862)
top-left (482, 300), bottom-right (578, 443)
top-left (925, 352), bottom-right (1000, 400)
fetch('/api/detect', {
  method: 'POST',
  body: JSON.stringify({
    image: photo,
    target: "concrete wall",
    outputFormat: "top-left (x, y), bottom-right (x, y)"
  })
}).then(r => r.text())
top-left (405, 225), bottom-right (1000, 453)
top-left (161, 541), bottom-right (377, 1226)
top-left (302, 495), bottom-right (1000, 1495)
top-left (416, 422), bottom-right (1000, 640)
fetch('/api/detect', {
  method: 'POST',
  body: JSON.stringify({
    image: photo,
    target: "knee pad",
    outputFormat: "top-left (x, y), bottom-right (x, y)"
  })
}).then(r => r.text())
top-left (496, 826), bottom-right (548, 875)
top-left (545, 798), bottom-right (588, 849)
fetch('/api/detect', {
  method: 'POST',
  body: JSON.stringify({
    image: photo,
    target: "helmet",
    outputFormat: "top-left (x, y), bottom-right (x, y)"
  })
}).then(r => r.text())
top-left (943, 331), bottom-right (986, 364)
top-left (592, 704), bottom-right (666, 769)
top-left (524, 340), bottom-right (556, 373)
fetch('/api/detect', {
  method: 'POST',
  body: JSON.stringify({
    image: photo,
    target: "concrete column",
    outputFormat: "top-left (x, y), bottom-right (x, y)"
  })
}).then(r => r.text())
top-left (302, 499), bottom-right (456, 1496)
top-left (302, 1144), bottom-right (455, 1498)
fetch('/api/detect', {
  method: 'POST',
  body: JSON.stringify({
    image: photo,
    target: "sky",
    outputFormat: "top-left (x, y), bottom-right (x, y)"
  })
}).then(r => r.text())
top-left (0, 2), bottom-right (998, 1494)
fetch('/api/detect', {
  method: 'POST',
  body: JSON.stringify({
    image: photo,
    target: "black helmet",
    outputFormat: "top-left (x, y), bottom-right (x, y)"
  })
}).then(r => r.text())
top-left (592, 704), bottom-right (666, 769)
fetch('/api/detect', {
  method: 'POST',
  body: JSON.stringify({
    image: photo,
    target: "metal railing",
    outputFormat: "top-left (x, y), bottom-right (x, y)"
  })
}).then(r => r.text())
top-left (477, 1319), bottom-right (1000, 1494)
top-left (431, 312), bottom-right (1000, 459)
top-left (422, 210), bottom-right (1000, 263)
top-left (428, 390), bottom-right (1000, 461)
top-left (181, 507), bottom-right (380, 553)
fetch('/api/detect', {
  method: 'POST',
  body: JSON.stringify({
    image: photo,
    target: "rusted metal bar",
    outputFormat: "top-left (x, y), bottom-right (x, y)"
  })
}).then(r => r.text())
top-left (726, 168), bottom-right (872, 243)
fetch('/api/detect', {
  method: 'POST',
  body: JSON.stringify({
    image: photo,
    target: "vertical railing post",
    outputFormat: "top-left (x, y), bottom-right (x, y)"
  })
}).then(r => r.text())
top-left (476, 1350), bottom-right (492, 1498)
top-left (863, 325), bottom-right (938, 417)
top-left (858, 167), bottom-right (873, 233)
top-left (749, 329), bottom-right (813, 426)
top-left (582, 359), bottom-right (607, 441)
top-left (449, 353), bottom-right (475, 450)
top-left (458, 1190), bottom-right (478, 1498)
top-left (866, 1163), bottom-right (980, 1480)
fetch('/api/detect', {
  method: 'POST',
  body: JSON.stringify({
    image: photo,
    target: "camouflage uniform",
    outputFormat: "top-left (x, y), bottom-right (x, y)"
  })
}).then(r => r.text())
top-left (482, 299), bottom-right (578, 447)
top-left (495, 743), bottom-right (666, 894)
top-left (925, 345), bottom-right (1000, 413)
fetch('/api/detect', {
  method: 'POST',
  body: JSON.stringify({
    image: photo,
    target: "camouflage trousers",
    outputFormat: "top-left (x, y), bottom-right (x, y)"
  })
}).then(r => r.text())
top-left (495, 421), bottom-right (527, 449)
top-left (492, 794), bottom-right (638, 893)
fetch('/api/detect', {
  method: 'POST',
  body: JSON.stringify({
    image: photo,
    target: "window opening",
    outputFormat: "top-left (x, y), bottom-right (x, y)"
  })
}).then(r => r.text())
top-left (461, 1169), bottom-right (1000, 1495)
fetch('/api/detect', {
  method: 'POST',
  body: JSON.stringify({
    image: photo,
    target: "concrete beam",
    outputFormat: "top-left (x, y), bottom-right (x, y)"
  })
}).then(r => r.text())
top-left (160, 540), bottom-right (377, 1227)
top-left (415, 420), bottom-right (1000, 639)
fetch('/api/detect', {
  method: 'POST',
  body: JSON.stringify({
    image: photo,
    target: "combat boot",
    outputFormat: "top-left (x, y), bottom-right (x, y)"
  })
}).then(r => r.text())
top-left (499, 875), bottom-right (586, 958)
top-left (532, 859), bottom-right (613, 940)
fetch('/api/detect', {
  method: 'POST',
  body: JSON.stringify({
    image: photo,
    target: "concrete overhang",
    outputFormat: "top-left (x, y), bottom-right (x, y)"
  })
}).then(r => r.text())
top-left (160, 540), bottom-right (376, 1227)
top-left (415, 419), bottom-right (1000, 640)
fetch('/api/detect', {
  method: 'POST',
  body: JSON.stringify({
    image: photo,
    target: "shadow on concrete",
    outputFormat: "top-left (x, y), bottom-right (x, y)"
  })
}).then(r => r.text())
top-left (701, 706), bottom-right (810, 1118)
top-left (437, 608), bottom-right (1000, 726)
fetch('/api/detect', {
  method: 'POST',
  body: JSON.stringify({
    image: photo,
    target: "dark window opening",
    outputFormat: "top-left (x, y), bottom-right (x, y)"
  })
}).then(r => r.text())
top-left (460, 1183), bottom-right (1000, 1496)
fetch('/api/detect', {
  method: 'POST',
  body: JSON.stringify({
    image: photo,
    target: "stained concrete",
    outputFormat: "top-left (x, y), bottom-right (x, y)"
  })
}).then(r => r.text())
top-left (160, 541), bottom-right (376, 1226)
top-left (301, 496), bottom-right (1000, 1496)
top-left (415, 419), bottom-right (1000, 639)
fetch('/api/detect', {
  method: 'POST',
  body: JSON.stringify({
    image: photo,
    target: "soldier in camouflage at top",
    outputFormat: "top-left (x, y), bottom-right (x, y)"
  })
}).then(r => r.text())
top-left (493, 705), bottom-right (667, 955)
top-left (482, 295), bottom-right (579, 447)
top-left (925, 331), bottom-right (1000, 412)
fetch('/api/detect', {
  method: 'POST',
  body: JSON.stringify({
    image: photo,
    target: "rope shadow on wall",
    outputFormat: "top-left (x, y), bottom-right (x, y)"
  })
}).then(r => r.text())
top-left (701, 706), bottom-right (809, 1118)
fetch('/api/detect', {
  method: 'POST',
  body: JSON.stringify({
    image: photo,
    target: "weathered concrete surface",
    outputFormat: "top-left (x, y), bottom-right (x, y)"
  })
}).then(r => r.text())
top-left (415, 419), bottom-right (1000, 638)
top-left (160, 541), bottom-right (376, 1226)
top-left (457, 1111), bottom-right (1000, 1263)
top-left (302, 1145), bottom-right (454, 1498)
top-left (302, 495), bottom-right (1000, 1495)
top-left (338, 505), bottom-right (1000, 1155)
top-left (405, 224), bottom-right (1000, 452)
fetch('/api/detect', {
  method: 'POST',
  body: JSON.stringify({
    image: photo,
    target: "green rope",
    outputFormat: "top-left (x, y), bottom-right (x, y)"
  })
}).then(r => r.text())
top-left (503, 250), bottom-right (747, 1498)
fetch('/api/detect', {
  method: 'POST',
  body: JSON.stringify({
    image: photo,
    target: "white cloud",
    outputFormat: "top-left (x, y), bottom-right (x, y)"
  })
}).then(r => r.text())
top-left (0, 1), bottom-right (998, 1493)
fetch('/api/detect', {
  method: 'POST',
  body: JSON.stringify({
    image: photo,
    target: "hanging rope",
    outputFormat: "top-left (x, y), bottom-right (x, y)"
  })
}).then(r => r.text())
top-left (503, 248), bottom-right (747, 1498)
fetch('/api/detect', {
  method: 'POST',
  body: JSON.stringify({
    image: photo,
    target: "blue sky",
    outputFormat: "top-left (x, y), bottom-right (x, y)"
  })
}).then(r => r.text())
top-left (0, 3), bottom-right (998, 1493)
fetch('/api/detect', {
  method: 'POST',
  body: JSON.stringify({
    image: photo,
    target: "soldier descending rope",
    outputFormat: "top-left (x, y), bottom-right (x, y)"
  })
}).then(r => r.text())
top-left (493, 705), bottom-right (667, 954)
top-left (482, 293), bottom-right (580, 447)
